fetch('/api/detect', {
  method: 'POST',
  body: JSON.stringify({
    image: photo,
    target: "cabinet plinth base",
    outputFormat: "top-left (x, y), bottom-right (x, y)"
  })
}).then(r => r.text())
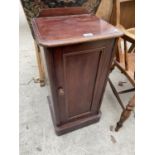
top-left (47, 96), bottom-right (101, 136)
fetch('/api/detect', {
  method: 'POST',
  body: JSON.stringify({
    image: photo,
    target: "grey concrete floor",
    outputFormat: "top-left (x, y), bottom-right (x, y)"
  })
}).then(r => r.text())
top-left (19, 5), bottom-right (134, 155)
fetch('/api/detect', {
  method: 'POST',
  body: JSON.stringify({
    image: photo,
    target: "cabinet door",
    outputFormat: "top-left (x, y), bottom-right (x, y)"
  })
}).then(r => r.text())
top-left (53, 39), bottom-right (115, 123)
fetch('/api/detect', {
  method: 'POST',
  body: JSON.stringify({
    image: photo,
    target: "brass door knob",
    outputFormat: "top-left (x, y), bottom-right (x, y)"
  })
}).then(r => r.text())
top-left (58, 87), bottom-right (64, 96)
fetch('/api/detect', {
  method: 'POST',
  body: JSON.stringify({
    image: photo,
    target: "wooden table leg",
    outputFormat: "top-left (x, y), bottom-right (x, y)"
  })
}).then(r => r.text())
top-left (115, 95), bottom-right (135, 131)
top-left (34, 40), bottom-right (45, 87)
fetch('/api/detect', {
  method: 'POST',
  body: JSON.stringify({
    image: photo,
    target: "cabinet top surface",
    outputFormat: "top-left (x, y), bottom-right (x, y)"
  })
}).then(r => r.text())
top-left (32, 14), bottom-right (123, 47)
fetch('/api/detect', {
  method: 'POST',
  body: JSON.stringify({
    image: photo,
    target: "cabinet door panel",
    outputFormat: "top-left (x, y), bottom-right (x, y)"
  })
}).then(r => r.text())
top-left (53, 39), bottom-right (115, 123)
top-left (63, 49), bottom-right (102, 119)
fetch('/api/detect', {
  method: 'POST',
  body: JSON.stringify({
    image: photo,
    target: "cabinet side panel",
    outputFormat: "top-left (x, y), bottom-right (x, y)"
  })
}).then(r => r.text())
top-left (43, 47), bottom-right (61, 125)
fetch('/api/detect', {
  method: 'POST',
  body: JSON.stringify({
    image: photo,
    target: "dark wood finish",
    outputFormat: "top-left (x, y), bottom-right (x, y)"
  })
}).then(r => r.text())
top-left (33, 7), bottom-right (122, 86)
top-left (33, 7), bottom-right (91, 86)
top-left (32, 11), bottom-right (122, 135)
top-left (109, 0), bottom-right (135, 131)
top-left (38, 7), bottom-right (89, 17)
top-left (32, 14), bottom-right (123, 47)
top-left (47, 96), bottom-right (101, 135)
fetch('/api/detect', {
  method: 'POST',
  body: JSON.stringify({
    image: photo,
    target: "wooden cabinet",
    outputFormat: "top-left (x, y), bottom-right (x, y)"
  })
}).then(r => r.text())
top-left (32, 9), bottom-right (123, 135)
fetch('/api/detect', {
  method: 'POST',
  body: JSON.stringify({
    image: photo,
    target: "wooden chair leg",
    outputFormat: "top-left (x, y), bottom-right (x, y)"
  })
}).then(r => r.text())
top-left (34, 41), bottom-right (45, 87)
top-left (115, 95), bottom-right (135, 131)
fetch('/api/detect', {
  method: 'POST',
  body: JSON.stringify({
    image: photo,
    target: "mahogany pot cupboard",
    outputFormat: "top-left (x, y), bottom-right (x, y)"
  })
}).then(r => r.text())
top-left (32, 9), bottom-right (123, 135)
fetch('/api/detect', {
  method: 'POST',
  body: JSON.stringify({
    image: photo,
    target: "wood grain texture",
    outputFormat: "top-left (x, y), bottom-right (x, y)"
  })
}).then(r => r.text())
top-left (32, 7), bottom-right (93, 86)
top-left (44, 39), bottom-right (117, 135)
top-left (63, 49), bottom-right (101, 118)
top-left (32, 14), bottom-right (123, 47)
top-left (32, 10), bottom-right (122, 135)
top-left (48, 96), bottom-right (101, 136)
top-left (38, 7), bottom-right (89, 17)
top-left (110, 0), bottom-right (135, 29)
